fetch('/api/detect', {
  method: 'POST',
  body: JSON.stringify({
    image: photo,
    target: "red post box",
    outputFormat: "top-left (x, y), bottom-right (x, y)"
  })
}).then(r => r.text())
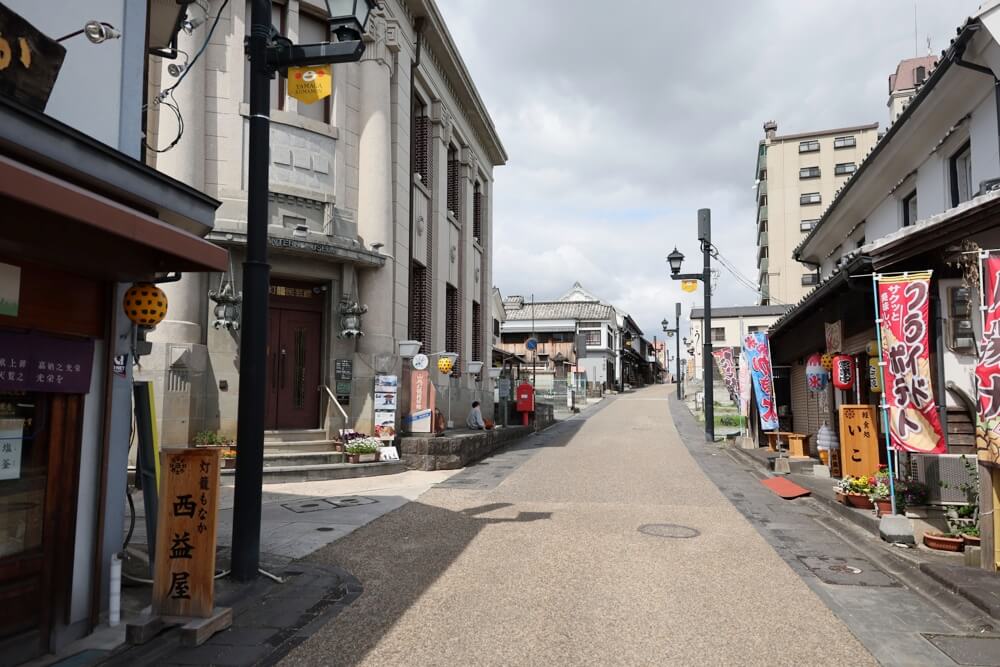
top-left (516, 383), bottom-right (535, 425)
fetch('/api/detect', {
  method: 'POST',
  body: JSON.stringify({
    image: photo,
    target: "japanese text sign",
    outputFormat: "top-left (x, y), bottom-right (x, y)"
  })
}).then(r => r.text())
top-left (287, 65), bottom-right (332, 104)
top-left (0, 330), bottom-right (94, 393)
top-left (877, 273), bottom-right (944, 453)
top-left (712, 348), bottom-right (739, 401)
top-left (738, 349), bottom-right (751, 418)
top-left (743, 332), bottom-right (779, 431)
top-left (838, 405), bottom-right (880, 479)
top-left (0, 418), bottom-right (23, 481)
top-left (977, 253), bottom-right (1000, 467)
top-left (403, 369), bottom-right (434, 433)
top-left (153, 449), bottom-right (220, 618)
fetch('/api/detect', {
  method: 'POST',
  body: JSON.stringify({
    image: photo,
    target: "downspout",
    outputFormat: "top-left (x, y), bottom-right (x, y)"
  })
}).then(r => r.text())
top-left (932, 288), bottom-right (949, 449)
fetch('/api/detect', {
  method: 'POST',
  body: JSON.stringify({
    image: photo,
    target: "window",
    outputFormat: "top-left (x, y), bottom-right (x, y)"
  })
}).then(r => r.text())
top-left (800, 219), bottom-right (819, 232)
top-left (915, 66), bottom-right (927, 85)
top-left (800, 192), bottom-right (822, 205)
top-left (834, 136), bottom-right (856, 149)
top-left (799, 140), bottom-right (820, 153)
top-left (244, 2), bottom-right (285, 109)
top-left (493, 318), bottom-right (500, 338)
top-left (445, 284), bottom-right (461, 374)
top-left (802, 273), bottom-right (820, 286)
top-left (471, 301), bottom-right (482, 362)
top-left (447, 146), bottom-right (461, 221)
top-left (297, 12), bottom-right (332, 123)
top-left (711, 327), bottom-right (726, 342)
top-left (748, 325), bottom-right (768, 334)
top-left (408, 263), bottom-right (431, 353)
top-left (473, 182), bottom-right (483, 244)
top-left (413, 103), bottom-right (431, 188)
top-left (902, 190), bottom-right (918, 227)
top-left (584, 330), bottom-right (601, 346)
top-left (835, 162), bottom-right (857, 175)
top-left (950, 142), bottom-right (972, 206)
top-left (799, 166), bottom-right (820, 179)
top-left (856, 236), bottom-right (865, 249)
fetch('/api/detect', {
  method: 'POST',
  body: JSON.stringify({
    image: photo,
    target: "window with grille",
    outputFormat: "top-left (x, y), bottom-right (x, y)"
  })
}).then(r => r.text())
top-left (799, 140), bottom-right (820, 153)
top-left (472, 301), bottom-right (482, 362)
top-left (835, 162), bottom-right (857, 175)
top-left (409, 263), bottom-right (431, 352)
top-left (833, 136), bottom-right (856, 149)
top-left (799, 166), bottom-right (820, 179)
top-left (711, 327), bottom-right (726, 342)
top-left (473, 182), bottom-right (483, 244)
top-left (447, 147), bottom-right (461, 221)
top-left (446, 284), bottom-right (461, 374)
top-left (800, 192), bottom-right (821, 205)
top-left (413, 110), bottom-right (431, 189)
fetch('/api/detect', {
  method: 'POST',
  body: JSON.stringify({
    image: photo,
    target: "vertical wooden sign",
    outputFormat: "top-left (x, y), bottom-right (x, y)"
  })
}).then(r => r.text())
top-left (153, 449), bottom-right (220, 618)
top-left (838, 405), bottom-right (880, 479)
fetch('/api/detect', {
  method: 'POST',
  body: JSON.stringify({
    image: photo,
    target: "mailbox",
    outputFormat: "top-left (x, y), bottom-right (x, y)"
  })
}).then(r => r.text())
top-left (516, 383), bottom-right (535, 412)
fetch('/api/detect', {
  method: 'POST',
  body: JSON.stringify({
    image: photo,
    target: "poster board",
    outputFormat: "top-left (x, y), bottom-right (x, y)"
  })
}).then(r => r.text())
top-left (153, 449), bottom-right (221, 618)
top-left (838, 405), bottom-right (880, 479)
top-left (374, 375), bottom-right (398, 441)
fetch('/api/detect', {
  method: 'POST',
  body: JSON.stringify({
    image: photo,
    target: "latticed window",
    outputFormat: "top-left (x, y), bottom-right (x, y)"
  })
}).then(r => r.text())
top-left (446, 284), bottom-right (461, 374)
top-left (414, 113), bottom-right (431, 189)
top-left (447, 147), bottom-right (461, 221)
top-left (473, 182), bottom-right (482, 244)
top-left (472, 301), bottom-right (482, 362)
top-left (409, 263), bottom-right (431, 353)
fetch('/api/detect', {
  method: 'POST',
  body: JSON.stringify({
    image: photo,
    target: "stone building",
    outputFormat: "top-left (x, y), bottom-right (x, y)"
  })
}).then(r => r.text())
top-left (143, 0), bottom-right (506, 444)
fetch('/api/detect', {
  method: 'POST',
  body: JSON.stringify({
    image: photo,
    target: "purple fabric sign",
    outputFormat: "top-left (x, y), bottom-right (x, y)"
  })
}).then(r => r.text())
top-left (0, 329), bottom-right (94, 393)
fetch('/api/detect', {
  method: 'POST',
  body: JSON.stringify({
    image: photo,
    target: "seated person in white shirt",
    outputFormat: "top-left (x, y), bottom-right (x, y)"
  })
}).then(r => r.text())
top-left (466, 400), bottom-right (486, 430)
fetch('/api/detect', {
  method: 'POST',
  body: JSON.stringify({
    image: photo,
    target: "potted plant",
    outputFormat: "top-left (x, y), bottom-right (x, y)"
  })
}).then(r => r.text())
top-left (869, 481), bottom-right (892, 516)
top-left (958, 525), bottom-right (981, 548)
top-left (221, 447), bottom-right (237, 469)
top-left (923, 531), bottom-right (964, 552)
top-left (345, 437), bottom-right (381, 464)
top-left (836, 475), bottom-right (875, 509)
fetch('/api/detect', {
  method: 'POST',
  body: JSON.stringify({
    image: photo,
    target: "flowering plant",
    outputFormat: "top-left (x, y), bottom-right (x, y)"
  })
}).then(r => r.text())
top-left (345, 437), bottom-right (381, 454)
top-left (835, 475), bottom-right (875, 496)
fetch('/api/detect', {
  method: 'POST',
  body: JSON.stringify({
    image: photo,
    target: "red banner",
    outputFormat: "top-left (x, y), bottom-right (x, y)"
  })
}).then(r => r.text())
top-left (976, 254), bottom-right (1000, 467)
top-left (712, 348), bottom-right (738, 401)
top-left (877, 273), bottom-right (945, 453)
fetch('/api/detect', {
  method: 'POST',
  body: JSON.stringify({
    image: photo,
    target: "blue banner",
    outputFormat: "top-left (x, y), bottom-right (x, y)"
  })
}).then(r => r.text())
top-left (742, 332), bottom-right (779, 431)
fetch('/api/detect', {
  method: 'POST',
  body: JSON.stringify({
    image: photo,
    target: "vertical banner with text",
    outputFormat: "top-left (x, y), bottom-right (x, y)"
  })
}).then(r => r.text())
top-left (877, 272), bottom-right (945, 454)
top-left (743, 332), bottom-right (779, 431)
top-left (977, 253), bottom-right (1000, 467)
top-left (712, 348), bottom-right (738, 401)
top-left (738, 349), bottom-right (751, 418)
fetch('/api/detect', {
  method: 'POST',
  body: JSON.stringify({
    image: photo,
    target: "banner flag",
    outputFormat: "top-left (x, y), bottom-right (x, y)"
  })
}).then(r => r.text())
top-left (738, 349), bottom-right (751, 418)
top-left (977, 253), bottom-right (1000, 467)
top-left (743, 332), bottom-right (779, 431)
top-left (876, 272), bottom-right (945, 453)
top-left (712, 347), bottom-right (738, 401)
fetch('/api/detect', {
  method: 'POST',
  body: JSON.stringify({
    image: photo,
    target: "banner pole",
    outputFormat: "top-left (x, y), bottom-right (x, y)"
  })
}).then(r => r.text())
top-left (872, 273), bottom-right (899, 515)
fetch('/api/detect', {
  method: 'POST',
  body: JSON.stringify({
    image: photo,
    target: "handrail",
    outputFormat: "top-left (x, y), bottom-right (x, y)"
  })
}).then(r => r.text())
top-left (320, 385), bottom-right (349, 423)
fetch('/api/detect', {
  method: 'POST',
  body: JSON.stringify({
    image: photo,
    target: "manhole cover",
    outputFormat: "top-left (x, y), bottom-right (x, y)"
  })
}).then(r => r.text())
top-left (301, 503), bottom-right (320, 508)
top-left (324, 496), bottom-right (378, 508)
top-left (282, 500), bottom-right (333, 514)
top-left (638, 524), bottom-right (700, 539)
top-left (923, 634), bottom-right (1000, 666)
top-left (797, 555), bottom-right (896, 587)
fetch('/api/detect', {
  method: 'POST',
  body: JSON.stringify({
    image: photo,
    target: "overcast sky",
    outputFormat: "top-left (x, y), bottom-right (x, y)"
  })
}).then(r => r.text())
top-left (436, 0), bottom-right (982, 340)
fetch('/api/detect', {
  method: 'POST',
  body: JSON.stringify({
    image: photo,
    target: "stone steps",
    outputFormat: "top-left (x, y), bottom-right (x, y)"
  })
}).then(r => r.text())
top-left (221, 460), bottom-right (406, 484)
top-left (262, 451), bottom-right (345, 467)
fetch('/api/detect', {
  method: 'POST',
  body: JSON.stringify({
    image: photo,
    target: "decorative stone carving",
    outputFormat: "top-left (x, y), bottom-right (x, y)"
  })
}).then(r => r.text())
top-left (361, 7), bottom-right (390, 68)
top-left (450, 245), bottom-right (457, 263)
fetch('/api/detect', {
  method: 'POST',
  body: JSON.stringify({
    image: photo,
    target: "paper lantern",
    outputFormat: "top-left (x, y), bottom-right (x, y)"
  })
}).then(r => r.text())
top-left (820, 353), bottom-right (834, 371)
top-left (832, 354), bottom-right (855, 390)
top-left (123, 282), bottom-right (168, 327)
top-left (869, 357), bottom-right (882, 393)
top-left (805, 353), bottom-right (828, 392)
top-left (437, 357), bottom-right (454, 374)
top-left (865, 340), bottom-right (879, 356)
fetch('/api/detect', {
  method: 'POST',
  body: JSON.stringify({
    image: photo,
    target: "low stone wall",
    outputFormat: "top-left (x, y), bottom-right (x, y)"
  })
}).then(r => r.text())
top-left (399, 425), bottom-right (531, 471)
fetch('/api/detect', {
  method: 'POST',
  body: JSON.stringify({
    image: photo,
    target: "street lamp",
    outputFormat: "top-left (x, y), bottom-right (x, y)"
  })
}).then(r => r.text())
top-left (667, 209), bottom-right (714, 442)
top-left (661, 302), bottom-right (682, 400)
top-left (231, 0), bottom-right (375, 583)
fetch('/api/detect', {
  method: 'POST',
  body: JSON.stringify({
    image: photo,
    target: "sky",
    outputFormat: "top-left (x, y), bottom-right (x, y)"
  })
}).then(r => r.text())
top-left (435, 0), bottom-right (983, 341)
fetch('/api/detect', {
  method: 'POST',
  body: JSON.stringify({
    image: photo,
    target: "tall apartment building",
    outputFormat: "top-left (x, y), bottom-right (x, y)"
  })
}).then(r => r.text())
top-left (888, 55), bottom-right (938, 122)
top-left (755, 121), bottom-right (879, 305)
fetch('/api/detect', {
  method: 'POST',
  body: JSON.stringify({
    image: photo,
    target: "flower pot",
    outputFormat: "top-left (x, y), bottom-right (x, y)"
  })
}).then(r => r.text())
top-left (962, 534), bottom-right (981, 548)
top-left (333, 442), bottom-right (345, 453)
top-left (875, 499), bottom-right (893, 516)
top-left (844, 493), bottom-right (874, 510)
top-left (923, 533), bottom-right (964, 552)
top-left (835, 491), bottom-right (847, 504)
top-left (347, 452), bottom-right (378, 463)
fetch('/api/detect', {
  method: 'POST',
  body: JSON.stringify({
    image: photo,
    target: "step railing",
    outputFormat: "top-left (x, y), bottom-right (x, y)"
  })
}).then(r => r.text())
top-left (320, 385), bottom-right (350, 440)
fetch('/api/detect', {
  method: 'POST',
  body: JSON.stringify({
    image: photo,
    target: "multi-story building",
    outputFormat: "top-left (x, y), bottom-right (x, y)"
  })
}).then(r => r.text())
top-left (888, 55), bottom-right (938, 122)
top-left (143, 0), bottom-right (506, 443)
top-left (755, 121), bottom-right (879, 306)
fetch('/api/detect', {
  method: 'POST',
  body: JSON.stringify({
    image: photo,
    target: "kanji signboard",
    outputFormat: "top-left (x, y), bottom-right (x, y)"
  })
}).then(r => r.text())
top-left (876, 273), bottom-right (945, 453)
top-left (977, 252), bottom-right (1000, 467)
top-left (712, 347), bottom-right (738, 401)
top-left (0, 330), bottom-right (94, 393)
top-left (743, 332), bottom-right (778, 431)
top-left (838, 405), bottom-right (880, 479)
top-left (153, 449), bottom-right (220, 618)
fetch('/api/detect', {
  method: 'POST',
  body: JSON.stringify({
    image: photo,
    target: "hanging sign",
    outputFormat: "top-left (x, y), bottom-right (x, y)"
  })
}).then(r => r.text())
top-left (403, 369), bottom-right (435, 433)
top-left (743, 332), bottom-right (779, 430)
top-left (0, 4), bottom-right (66, 112)
top-left (680, 280), bottom-right (698, 293)
top-left (738, 349), bottom-right (751, 418)
top-left (286, 64), bottom-right (332, 104)
top-left (868, 357), bottom-right (882, 393)
top-left (877, 272), bottom-right (945, 453)
top-left (825, 321), bottom-right (843, 353)
top-left (805, 353), bottom-right (828, 392)
top-left (152, 449), bottom-right (220, 618)
top-left (976, 252), bottom-right (1000, 467)
top-left (0, 330), bottom-right (94, 393)
top-left (838, 405), bottom-right (880, 479)
top-left (712, 348), bottom-right (738, 400)
top-left (832, 354), bottom-right (855, 390)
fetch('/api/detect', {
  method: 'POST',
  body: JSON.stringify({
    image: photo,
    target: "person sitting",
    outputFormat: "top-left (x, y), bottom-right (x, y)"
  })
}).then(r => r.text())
top-left (466, 400), bottom-right (486, 430)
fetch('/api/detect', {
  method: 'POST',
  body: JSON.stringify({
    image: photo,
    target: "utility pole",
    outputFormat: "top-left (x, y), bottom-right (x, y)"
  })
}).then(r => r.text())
top-left (674, 302), bottom-right (682, 400)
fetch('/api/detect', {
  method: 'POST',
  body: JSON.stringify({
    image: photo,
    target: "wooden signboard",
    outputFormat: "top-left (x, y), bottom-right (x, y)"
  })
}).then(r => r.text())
top-left (838, 405), bottom-right (880, 479)
top-left (153, 449), bottom-right (221, 618)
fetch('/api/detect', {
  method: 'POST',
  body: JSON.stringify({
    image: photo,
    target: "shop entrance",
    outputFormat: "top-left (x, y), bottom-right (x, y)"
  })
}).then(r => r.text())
top-left (265, 281), bottom-right (324, 430)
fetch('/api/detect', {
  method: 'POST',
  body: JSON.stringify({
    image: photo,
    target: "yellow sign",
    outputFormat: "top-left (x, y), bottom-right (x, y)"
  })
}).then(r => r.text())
top-left (838, 405), bottom-right (880, 480)
top-left (681, 280), bottom-right (698, 293)
top-left (287, 65), bottom-right (332, 104)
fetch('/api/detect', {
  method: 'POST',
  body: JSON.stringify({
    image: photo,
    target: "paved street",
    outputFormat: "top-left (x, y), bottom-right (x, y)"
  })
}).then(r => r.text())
top-left (279, 384), bottom-right (925, 666)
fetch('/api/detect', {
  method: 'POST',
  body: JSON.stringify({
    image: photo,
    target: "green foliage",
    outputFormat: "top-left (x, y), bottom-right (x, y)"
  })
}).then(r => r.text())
top-left (193, 430), bottom-right (233, 447)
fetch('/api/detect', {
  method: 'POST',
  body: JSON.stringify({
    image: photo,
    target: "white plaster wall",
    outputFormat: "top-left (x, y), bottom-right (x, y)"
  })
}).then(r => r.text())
top-left (970, 88), bottom-right (1000, 192)
top-left (915, 153), bottom-right (947, 221)
top-left (862, 197), bottom-right (900, 248)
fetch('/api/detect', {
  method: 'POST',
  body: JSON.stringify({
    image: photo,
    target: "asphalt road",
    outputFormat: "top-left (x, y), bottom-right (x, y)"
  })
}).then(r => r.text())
top-left (281, 384), bottom-right (882, 666)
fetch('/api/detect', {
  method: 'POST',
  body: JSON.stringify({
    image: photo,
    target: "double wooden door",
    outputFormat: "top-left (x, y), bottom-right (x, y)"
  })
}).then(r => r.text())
top-left (265, 308), bottom-right (322, 430)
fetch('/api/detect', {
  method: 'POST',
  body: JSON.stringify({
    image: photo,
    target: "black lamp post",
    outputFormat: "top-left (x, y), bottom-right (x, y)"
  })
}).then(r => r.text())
top-left (660, 302), bottom-right (682, 400)
top-left (231, 0), bottom-right (375, 583)
top-left (667, 209), bottom-right (714, 442)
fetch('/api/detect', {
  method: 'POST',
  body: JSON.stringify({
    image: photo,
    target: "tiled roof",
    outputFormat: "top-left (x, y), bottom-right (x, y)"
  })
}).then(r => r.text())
top-left (890, 55), bottom-right (938, 93)
top-left (768, 252), bottom-right (871, 337)
top-left (503, 300), bottom-right (614, 321)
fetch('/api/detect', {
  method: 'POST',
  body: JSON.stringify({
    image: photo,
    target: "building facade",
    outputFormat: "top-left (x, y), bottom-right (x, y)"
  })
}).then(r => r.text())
top-left (888, 55), bottom-right (938, 122)
top-left (689, 305), bottom-right (788, 383)
top-left (144, 0), bottom-right (506, 443)
top-left (755, 121), bottom-right (879, 306)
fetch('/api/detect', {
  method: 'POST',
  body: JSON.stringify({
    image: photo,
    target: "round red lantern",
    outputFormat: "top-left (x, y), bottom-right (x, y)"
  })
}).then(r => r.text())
top-left (832, 354), bottom-right (855, 390)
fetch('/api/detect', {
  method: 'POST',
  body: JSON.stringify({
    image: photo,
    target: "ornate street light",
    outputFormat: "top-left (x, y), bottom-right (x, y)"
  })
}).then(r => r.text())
top-left (667, 248), bottom-right (685, 276)
top-left (324, 0), bottom-right (374, 42)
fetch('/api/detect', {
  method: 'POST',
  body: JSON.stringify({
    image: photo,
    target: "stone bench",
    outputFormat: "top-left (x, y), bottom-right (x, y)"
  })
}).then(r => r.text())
top-left (398, 425), bottom-right (532, 471)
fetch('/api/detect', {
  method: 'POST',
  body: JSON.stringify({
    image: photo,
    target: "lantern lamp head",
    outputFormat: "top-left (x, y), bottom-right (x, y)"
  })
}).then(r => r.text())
top-left (667, 247), bottom-right (685, 275)
top-left (124, 282), bottom-right (168, 327)
top-left (323, 0), bottom-right (375, 42)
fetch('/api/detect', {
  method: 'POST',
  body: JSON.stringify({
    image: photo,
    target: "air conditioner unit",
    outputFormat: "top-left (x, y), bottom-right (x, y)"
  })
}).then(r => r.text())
top-left (977, 178), bottom-right (1000, 196)
top-left (908, 454), bottom-right (978, 505)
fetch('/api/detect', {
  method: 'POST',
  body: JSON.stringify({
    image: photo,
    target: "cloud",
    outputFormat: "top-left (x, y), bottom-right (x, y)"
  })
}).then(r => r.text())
top-left (436, 0), bottom-right (982, 339)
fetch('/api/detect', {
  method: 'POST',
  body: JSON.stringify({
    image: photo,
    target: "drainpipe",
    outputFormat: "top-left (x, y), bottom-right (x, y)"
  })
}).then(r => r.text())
top-left (931, 288), bottom-right (949, 449)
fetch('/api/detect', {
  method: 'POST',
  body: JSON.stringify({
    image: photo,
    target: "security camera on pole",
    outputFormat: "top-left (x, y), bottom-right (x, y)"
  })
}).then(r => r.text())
top-left (667, 209), bottom-right (714, 442)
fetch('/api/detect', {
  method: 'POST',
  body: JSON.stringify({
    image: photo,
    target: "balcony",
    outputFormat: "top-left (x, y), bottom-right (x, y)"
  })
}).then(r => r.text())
top-left (757, 180), bottom-right (767, 197)
top-left (758, 153), bottom-right (766, 173)
top-left (757, 231), bottom-right (768, 247)
top-left (757, 205), bottom-right (767, 224)
top-left (757, 256), bottom-right (769, 271)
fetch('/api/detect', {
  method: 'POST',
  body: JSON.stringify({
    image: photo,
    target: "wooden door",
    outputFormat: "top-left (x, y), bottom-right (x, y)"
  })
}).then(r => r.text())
top-left (265, 309), bottom-right (322, 430)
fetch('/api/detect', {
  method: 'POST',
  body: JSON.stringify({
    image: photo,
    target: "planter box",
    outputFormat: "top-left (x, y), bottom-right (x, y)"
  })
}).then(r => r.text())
top-left (222, 457), bottom-right (236, 470)
top-left (844, 493), bottom-right (874, 510)
top-left (962, 534), bottom-right (981, 548)
top-left (875, 499), bottom-right (893, 516)
top-left (347, 452), bottom-right (378, 463)
top-left (835, 491), bottom-right (847, 504)
top-left (923, 533), bottom-right (964, 552)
